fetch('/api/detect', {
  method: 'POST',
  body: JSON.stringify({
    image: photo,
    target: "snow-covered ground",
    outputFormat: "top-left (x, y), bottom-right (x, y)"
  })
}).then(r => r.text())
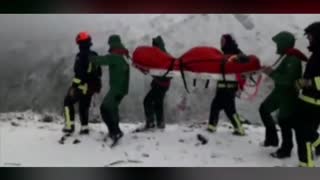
top-left (1, 111), bottom-right (319, 167)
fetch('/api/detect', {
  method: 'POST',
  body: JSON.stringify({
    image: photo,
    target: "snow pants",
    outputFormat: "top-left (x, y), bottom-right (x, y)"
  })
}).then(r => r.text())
top-left (63, 87), bottom-right (92, 129)
top-left (293, 99), bottom-right (320, 167)
top-left (259, 88), bottom-right (297, 147)
top-left (209, 86), bottom-right (244, 134)
top-left (143, 83), bottom-right (169, 127)
top-left (100, 90), bottom-right (125, 136)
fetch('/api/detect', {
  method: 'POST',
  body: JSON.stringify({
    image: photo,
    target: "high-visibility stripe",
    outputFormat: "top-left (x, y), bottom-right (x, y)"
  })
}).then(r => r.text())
top-left (217, 83), bottom-right (237, 88)
top-left (306, 142), bottom-right (315, 167)
top-left (72, 78), bottom-right (81, 84)
top-left (64, 107), bottom-right (72, 129)
top-left (233, 114), bottom-right (245, 135)
top-left (87, 62), bottom-right (92, 73)
top-left (314, 77), bottom-right (320, 91)
top-left (78, 83), bottom-right (88, 95)
top-left (207, 124), bottom-right (217, 132)
top-left (313, 138), bottom-right (320, 148)
top-left (299, 94), bottom-right (320, 106)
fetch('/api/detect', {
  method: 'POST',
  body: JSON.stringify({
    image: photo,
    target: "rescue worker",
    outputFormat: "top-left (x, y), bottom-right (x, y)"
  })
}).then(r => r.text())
top-left (207, 34), bottom-right (246, 136)
top-left (143, 36), bottom-right (171, 129)
top-left (259, 32), bottom-right (302, 160)
top-left (90, 34), bottom-right (130, 142)
top-left (293, 22), bottom-right (320, 167)
top-left (62, 32), bottom-right (102, 135)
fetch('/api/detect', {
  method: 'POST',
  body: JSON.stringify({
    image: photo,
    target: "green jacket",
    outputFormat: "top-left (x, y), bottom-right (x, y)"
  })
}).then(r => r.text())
top-left (262, 31), bottom-right (302, 118)
top-left (91, 35), bottom-right (130, 95)
top-left (270, 32), bottom-right (302, 91)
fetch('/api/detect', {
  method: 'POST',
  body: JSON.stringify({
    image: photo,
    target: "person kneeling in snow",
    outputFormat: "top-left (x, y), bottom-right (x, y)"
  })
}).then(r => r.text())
top-left (90, 34), bottom-right (130, 143)
top-left (260, 31), bottom-right (303, 160)
top-left (207, 34), bottom-right (247, 136)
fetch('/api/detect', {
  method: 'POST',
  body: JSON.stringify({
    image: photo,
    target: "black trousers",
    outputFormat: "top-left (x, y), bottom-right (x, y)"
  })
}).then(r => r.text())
top-left (260, 107), bottom-right (294, 152)
top-left (293, 99), bottom-right (320, 166)
top-left (278, 117), bottom-right (294, 152)
top-left (63, 87), bottom-right (92, 127)
top-left (143, 83), bottom-right (169, 126)
top-left (209, 88), bottom-right (243, 131)
top-left (259, 102), bottom-right (279, 145)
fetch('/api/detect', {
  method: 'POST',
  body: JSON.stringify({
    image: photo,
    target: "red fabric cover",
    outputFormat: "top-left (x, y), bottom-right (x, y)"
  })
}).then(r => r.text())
top-left (132, 46), bottom-right (261, 74)
top-left (179, 47), bottom-right (261, 74)
top-left (132, 46), bottom-right (176, 71)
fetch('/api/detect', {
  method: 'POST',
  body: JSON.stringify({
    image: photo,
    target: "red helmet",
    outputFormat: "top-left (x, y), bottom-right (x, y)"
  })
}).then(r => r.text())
top-left (76, 32), bottom-right (92, 44)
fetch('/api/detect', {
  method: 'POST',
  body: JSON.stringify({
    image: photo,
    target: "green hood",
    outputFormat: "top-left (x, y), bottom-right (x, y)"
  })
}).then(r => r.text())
top-left (108, 34), bottom-right (126, 50)
top-left (152, 36), bottom-right (167, 52)
top-left (272, 31), bottom-right (295, 55)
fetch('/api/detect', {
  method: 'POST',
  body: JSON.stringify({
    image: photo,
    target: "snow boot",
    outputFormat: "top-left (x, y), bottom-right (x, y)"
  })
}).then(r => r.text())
top-left (113, 131), bottom-right (124, 140)
top-left (62, 124), bottom-right (75, 134)
top-left (316, 147), bottom-right (320, 156)
top-left (157, 121), bottom-right (165, 129)
top-left (262, 139), bottom-right (279, 147)
top-left (270, 149), bottom-right (291, 159)
top-left (79, 125), bottom-right (89, 135)
top-left (207, 124), bottom-right (217, 133)
top-left (145, 121), bottom-right (156, 129)
top-left (262, 133), bottom-right (279, 147)
top-left (232, 129), bottom-right (246, 136)
top-left (110, 131), bottom-right (124, 147)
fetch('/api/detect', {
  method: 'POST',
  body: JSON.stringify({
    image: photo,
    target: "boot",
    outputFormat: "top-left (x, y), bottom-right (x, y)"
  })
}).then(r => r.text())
top-left (232, 129), bottom-right (246, 136)
top-left (110, 131), bottom-right (124, 142)
top-left (262, 129), bottom-right (279, 147)
top-left (62, 124), bottom-right (75, 134)
top-left (315, 146), bottom-right (320, 156)
top-left (270, 148), bottom-right (291, 159)
top-left (207, 124), bottom-right (217, 133)
top-left (79, 125), bottom-right (90, 135)
top-left (262, 140), bottom-right (279, 147)
top-left (145, 121), bottom-right (156, 129)
top-left (157, 121), bottom-right (165, 129)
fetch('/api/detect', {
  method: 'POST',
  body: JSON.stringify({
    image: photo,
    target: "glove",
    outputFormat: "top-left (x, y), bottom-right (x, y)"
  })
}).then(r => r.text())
top-left (295, 79), bottom-right (312, 90)
top-left (237, 54), bottom-right (250, 63)
top-left (228, 54), bottom-right (249, 63)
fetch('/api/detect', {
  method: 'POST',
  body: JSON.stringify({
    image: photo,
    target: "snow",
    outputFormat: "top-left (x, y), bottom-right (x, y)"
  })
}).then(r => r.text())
top-left (1, 112), bottom-right (319, 167)
top-left (1, 14), bottom-right (320, 167)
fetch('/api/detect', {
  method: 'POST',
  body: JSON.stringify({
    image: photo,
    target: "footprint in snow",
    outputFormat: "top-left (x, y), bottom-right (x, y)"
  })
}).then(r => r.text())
top-left (233, 157), bottom-right (244, 162)
top-left (131, 135), bottom-right (139, 140)
top-left (142, 153), bottom-right (150, 158)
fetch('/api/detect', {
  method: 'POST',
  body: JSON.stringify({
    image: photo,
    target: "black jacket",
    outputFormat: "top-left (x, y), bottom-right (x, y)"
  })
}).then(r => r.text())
top-left (72, 50), bottom-right (102, 90)
top-left (302, 50), bottom-right (320, 99)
